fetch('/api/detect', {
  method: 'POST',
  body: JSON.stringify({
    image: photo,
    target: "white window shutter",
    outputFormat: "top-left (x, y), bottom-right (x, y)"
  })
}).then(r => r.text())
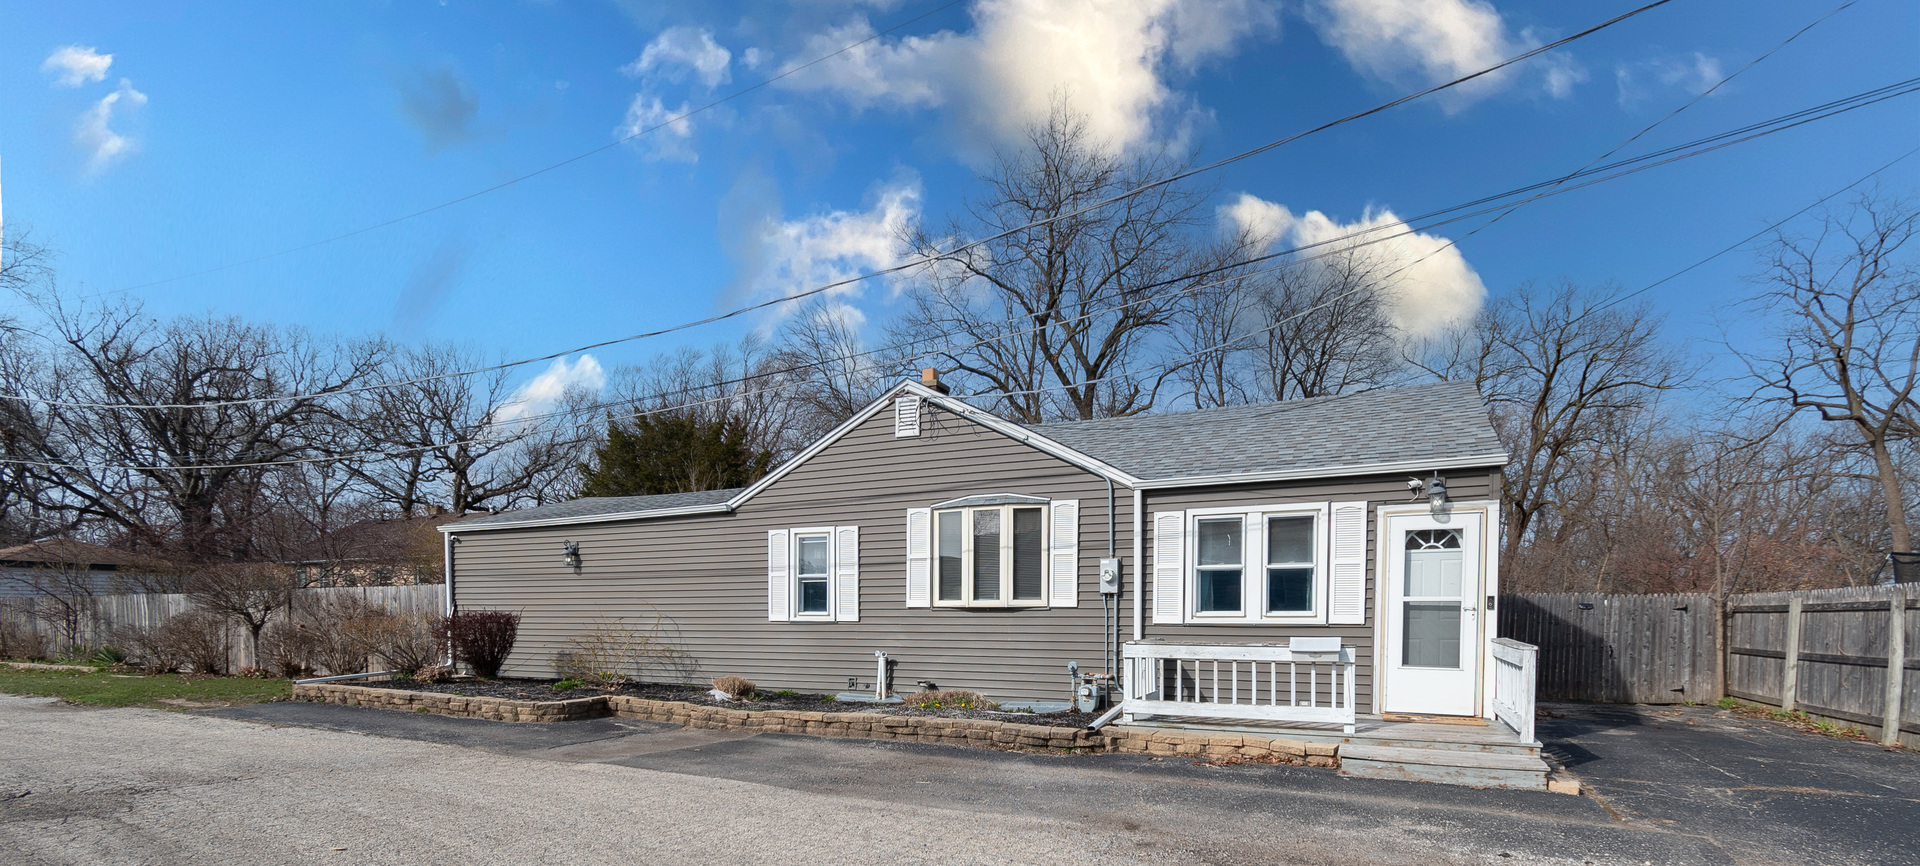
top-left (1048, 500), bottom-right (1079, 608)
top-left (904, 508), bottom-right (931, 608)
top-left (767, 529), bottom-right (791, 622)
top-left (833, 525), bottom-right (860, 622)
top-left (894, 396), bottom-right (922, 438)
top-left (1328, 502), bottom-right (1369, 624)
top-left (1152, 511), bottom-right (1185, 624)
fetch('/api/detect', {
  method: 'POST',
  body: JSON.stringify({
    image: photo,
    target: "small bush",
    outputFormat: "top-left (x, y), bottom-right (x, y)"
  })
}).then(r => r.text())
top-left (0, 616), bottom-right (47, 661)
top-left (448, 610), bottom-right (520, 679)
top-left (712, 676), bottom-right (756, 700)
top-left (553, 613), bottom-right (696, 688)
top-left (117, 624), bottom-right (184, 674)
top-left (906, 689), bottom-right (997, 711)
top-left (772, 689), bottom-right (800, 698)
top-left (302, 596), bottom-right (383, 676)
top-left (160, 610), bottom-right (232, 675)
top-left (553, 677), bottom-right (586, 690)
top-left (257, 620), bottom-right (318, 679)
top-left (414, 664), bottom-right (453, 683)
top-left (370, 612), bottom-right (443, 674)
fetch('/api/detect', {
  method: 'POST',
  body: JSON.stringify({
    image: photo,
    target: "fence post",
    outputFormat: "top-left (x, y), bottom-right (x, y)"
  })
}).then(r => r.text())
top-left (1885, 588), bottom-right (1907, 747)
top-left (1781, 597), bottom-right (1803, 713)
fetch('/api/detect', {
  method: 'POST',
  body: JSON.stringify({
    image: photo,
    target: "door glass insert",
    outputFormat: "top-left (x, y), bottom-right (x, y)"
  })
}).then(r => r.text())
top-left (1402, 602), bottom-right (1462, 667)
top-left (1401, 528), bottom-right (1465, 668)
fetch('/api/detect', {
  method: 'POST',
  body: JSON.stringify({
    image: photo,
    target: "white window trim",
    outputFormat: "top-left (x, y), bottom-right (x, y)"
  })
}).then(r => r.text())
top-left (789, 526), bottom-right (837, 621)
top-left (932, 503), bottom-right (1052, 609)
top-left (1183, 503), bottom-right (1331, 625)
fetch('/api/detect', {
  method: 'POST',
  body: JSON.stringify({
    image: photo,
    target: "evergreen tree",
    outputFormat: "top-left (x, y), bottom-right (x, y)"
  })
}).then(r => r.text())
top-left (577, 411), bottom-right (774, 497)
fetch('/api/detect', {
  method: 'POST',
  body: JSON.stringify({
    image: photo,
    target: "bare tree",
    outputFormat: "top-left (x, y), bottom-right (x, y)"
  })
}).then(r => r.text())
top-left (1417, 281), bottom-right (1687, 567)
top-left (610, 334), bottom-right (807, 459)
top-left (184, 561), bottom-right (299, 665)
top-left (350, 343), bottom-right (595, 516)
top-left (1736, 193), bottom-right (1919, 555)
top-left (0, 302), bottom-right (387, 562)
top-left (773, 299), bottom-right (905, 442)
top-left (1247, 245), bottom-right (1406, 402)
top-left (892, 101), bottom-right (1209, 422)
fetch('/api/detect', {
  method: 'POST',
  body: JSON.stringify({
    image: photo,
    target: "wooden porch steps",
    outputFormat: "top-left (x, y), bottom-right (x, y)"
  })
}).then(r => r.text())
top-left (1339, 743), bottom-right (1550, 789)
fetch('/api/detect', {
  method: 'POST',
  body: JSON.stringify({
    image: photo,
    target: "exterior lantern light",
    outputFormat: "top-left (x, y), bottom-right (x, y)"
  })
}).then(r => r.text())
top-left (561, 540), bottom-right (581, 569)
top-left (1407, 473), bottom-right (1449, 514)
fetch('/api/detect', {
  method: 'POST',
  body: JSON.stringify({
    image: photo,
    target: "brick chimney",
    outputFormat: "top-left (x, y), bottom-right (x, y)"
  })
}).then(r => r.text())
top-left (920, 367), bottom-right (950, 395)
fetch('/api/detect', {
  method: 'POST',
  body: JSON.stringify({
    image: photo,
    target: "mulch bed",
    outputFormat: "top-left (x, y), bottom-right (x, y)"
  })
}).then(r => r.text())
top-left (375, 677), bottom-right (1099, 727)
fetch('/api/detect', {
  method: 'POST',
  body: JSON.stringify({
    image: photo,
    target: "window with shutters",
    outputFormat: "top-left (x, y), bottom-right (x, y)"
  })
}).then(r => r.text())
top-left (770, 525), bottom-right (859, 623)
top-left (1184, 505), bottom-right (1329, 624)
top-left (932, 504), bottom-right (1049, 608)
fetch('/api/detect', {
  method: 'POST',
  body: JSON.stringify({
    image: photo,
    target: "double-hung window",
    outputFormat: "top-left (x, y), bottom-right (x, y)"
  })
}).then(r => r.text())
top-left (793, 531), bottom-right (832, 616)
top-left (934, 504), bottom-right (1047, 608)
top-left (1184, 505), bottom-right (1328, 623)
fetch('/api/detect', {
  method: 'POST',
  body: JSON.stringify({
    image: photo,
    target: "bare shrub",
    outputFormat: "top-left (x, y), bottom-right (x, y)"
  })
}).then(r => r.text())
top-left (158, 610), bottom-right (231, 675)
top-left (0, 614), bottom-right (46, 661)
top-left (301, 595), bottom-right (383, 676)
top-left (414, 664), bottom-right (453, 683)
top-left (554, 612), bottom-right (697, 688)
top-left (257, 620), bottom-right (318, 679)
top-left (116, 624), bottom-right (183, 674)
top-left (712, 676), bottom-right (756, 700)
top-left (367, 611), bottom-right (443, 674)
top-left (906, 689), bottom-right (997, 711)
top-left (447, 610), bottom-right (519, 679)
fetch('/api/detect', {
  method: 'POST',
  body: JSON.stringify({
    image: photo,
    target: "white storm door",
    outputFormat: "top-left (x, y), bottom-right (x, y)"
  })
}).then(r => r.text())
top-left (1381, 509), bottom-right (1483, 716)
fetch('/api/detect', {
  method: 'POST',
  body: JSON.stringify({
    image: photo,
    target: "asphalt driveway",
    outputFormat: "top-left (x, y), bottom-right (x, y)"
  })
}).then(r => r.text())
top-left (1537, 702), bottom-right (1919, 866)
top-left (2, 694), bottom-right (1914, 865)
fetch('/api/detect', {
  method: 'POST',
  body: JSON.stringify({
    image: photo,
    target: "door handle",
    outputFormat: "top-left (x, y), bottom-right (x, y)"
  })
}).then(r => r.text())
top-left (1461, 605), bottom-right (1477, 613)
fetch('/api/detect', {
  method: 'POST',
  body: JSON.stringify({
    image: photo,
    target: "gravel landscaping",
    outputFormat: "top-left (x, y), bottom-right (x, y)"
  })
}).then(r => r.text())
top-left (371, 677), bottom-right (1100, 727)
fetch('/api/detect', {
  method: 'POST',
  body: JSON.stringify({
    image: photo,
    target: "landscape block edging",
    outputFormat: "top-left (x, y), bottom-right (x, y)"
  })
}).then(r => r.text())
top-left (290, 683), bottom-right (1337, 766)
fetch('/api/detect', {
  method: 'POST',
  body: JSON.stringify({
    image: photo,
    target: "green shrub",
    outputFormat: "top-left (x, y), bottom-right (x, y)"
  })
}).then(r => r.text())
top-left (553, 677), bottom-right (586, 690)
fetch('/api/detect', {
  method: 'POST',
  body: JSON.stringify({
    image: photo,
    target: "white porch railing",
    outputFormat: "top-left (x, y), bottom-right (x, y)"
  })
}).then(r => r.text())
top-left (1122, 639), bottom-right (1357, 733)
top-left (1491, 637), bottom-right (1539, 744)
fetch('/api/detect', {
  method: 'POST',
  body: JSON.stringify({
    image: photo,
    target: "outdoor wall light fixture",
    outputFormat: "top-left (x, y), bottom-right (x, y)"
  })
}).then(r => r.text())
top-left (561, 541), bottom-right (580, 569)
top-left (1407, 473), bottom-right (1449, 514)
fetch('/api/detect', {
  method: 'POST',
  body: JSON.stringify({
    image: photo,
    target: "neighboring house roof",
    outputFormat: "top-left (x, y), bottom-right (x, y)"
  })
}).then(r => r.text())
top-left (443, 380), bottom-right (1506, 533)
top-left (448, 488), bottom-right (745, 530)
top-left (0, 538), bottom-right (148, 570)
top-left (1028, 380), bottom-right (1507, 486)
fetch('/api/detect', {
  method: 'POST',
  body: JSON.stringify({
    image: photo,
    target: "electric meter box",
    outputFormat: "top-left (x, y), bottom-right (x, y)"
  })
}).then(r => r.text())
top-left (1098, 558), bottom-right (1122, 594)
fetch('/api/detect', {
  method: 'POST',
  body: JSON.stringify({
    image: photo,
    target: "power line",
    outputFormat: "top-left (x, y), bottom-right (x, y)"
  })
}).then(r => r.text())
top-left (6, 89), bottom-right (1909, 473)
top-left (6, 72), bottom-right (1912, 421)
top-left (1, 0), bottom-right (1676, 411)
top-left (1375, 0), bottom-right (1857, 287)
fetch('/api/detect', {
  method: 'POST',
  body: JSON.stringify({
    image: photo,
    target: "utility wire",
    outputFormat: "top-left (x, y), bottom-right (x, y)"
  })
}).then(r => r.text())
top-left (1374, 0), bottom-right (1857, 288)
top-left (3, 0), bottom-right (1675, 411)
top-left (5, 88), bottom-right (1909, 473)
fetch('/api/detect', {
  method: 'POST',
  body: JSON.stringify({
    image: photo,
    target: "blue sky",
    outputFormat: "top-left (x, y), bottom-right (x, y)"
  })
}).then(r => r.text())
top-left (2, 0), bottom-right (1915, 409)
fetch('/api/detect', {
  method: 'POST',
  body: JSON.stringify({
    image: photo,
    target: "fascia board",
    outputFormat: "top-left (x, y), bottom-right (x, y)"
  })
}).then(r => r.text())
top-left (1132, 453), bottom-right (1510, 490)
top-left (439, 502), bottom-right (732, 534)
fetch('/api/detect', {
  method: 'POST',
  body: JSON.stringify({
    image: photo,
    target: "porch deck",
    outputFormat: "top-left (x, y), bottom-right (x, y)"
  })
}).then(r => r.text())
top-left (1116, 713), bottom-right (1550, 789)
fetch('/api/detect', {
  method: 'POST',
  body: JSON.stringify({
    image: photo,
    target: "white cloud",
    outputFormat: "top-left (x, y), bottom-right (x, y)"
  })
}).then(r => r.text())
top-left (777, 0), bottom-right (1277, 156)
top-left (624, 26), bottom-right (732, 89)
top-left (1220, 193), bottom-right (1486, 339)
top-left (616, 95), bottom-right (698, 162)
top-left (1616, 52), bottom-right (1724, 107)
top-left (42, 45), bottom-right (112, 87)
top-left (75, 79), bottom-right (147, 173)
top-left (737, 180), bottom-right (921, 317)
top-left (494, 355), bottom-right (607, 426)
top-left (1302, 0), bottom-right (1577, 108)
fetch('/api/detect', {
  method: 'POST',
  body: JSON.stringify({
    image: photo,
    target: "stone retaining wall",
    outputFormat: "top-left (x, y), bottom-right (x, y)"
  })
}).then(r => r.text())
top-left (291, 683), bottom-right (1339, 767)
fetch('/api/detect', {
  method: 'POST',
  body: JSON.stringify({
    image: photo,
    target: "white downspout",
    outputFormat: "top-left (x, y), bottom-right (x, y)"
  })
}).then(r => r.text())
top-left (1131, 488), bottom-right (1143, 641)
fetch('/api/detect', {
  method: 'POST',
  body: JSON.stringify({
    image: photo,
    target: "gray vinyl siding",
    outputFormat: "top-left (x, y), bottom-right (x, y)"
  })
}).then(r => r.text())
top-left (451, 401), bottom-right (1135, 704)
top-left (1141, 469), bottom-right (1501, 715)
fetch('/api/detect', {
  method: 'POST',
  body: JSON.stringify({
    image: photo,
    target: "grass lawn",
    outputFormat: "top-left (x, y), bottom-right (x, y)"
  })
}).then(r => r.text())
top-left (0, 666), bottom-right (289, 708)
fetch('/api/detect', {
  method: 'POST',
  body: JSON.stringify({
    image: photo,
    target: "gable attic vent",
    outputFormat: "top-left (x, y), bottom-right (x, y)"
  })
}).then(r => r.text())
top-left (894, 395), bottom-right (923, 438)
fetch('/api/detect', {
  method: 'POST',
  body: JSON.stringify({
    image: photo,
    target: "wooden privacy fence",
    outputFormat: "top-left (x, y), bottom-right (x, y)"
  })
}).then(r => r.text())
top-left (1726, 585), bottom-right (1914, 747)
top-left (0, 584), bottom-right (446, 671)
top-left (1498, 592), bottom-right (1717, 704)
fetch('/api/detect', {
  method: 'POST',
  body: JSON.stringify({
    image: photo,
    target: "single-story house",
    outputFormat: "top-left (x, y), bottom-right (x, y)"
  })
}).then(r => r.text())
top-left (0, 539), bottom-right (160, 600)
top-left (441, 373), bottom-right (1513, 727)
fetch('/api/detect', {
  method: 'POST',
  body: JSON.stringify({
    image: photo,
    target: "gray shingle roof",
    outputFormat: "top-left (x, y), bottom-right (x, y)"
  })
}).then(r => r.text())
top-left (1027, 380), bottom-right (1504, 482)
top-left (447, 488), bottom-right (742, 529)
